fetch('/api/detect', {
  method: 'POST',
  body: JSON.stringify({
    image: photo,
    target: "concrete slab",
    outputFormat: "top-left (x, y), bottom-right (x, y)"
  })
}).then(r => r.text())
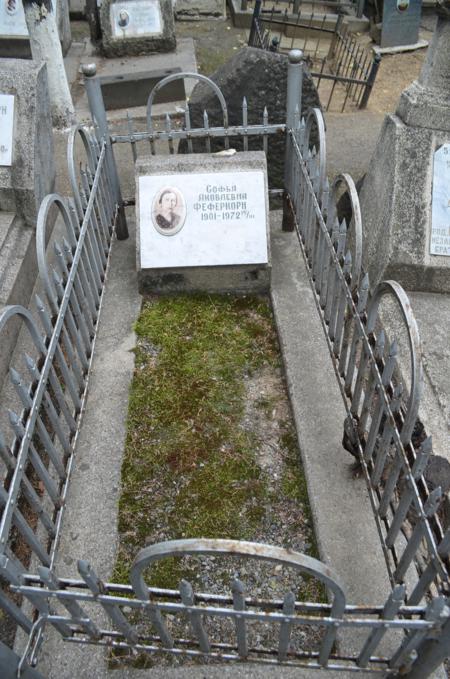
top-left (74, 37), bottom-right (197, 122)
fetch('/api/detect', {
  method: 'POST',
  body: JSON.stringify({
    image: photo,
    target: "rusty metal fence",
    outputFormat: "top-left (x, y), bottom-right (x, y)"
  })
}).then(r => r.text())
top-left (248, 0), bottom-right (381, 111)
top-left (0, 52), bottom-right (449, 678)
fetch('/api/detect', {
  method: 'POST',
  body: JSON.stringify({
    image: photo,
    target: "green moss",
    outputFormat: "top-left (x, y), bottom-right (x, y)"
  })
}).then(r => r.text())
top-left (113, 294), bottom-right (278, 588)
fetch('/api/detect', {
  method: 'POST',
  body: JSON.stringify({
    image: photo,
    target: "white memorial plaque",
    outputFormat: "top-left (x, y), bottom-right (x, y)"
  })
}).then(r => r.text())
top-left (0, 0), bottom-right (28, 37)
top-left (430, 144), bottom-right (450, 257)
top-left (139, 171), bottom-right (268, 268)
top-left (0, 94), bottom-right (14, 167)
top-left (110, 0), bottom-right (163, 39)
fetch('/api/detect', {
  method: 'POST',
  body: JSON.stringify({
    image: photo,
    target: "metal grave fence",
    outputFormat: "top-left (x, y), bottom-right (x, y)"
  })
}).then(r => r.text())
top-left (234, 0), bottom-right (365, 19)
top-left (248, 0), bottom-right (381, 112)
top-left (0, 52), bottom-right (449, 678)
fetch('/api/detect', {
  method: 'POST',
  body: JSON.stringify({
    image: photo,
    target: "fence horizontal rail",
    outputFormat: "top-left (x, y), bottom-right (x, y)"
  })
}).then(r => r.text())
top-left (110, 123), bottom-right (286, 145)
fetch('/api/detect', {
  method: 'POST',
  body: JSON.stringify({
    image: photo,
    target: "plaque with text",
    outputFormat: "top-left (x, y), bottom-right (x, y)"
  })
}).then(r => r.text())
top-left (0, 0), bottom-right (28, 37)
top-left (110, 0), bottom-right (163, 39)
top-left (0, 94), bottom-right (14, 166)
top-left (139, 171), bottom-right (268, 268)
top-left (430, 144), bottom-right (450, 257)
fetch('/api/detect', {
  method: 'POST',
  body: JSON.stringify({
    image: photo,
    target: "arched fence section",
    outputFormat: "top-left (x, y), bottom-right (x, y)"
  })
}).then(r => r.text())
top-left (285, 99), bottom-right (450, 624)
top-left (0, 127), bottom-right (117, 642)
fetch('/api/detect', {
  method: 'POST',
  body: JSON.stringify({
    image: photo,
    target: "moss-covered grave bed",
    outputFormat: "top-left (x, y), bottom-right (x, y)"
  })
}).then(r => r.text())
top-left (112, 293), bottom-right (324, 667)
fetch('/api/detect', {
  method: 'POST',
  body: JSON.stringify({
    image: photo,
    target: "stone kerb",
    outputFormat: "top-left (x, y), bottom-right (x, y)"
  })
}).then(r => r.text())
top-left (136, 151), bottom-right (271, 294)
top-left (174, 0), bottom-right (226, 19)
top-left (0, 60), bottom-right (55, 228)
top-left (100, 0), bottom-right (176, 57)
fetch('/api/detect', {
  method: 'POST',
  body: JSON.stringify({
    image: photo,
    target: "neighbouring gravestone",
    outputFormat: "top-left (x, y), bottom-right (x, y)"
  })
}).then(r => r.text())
top-left (136, 151), bottom-right (270, 293)
top-left (99, 0), bottom-right (176, 57)
top-left (174, 0), bottom-right (225, 19)
top-left (178, 48), bottom-right (321, 190)
top-left (379, 0), bottom-right (422, 49)
top-left (359, 13), bottom-right (450, 293)
top-left (0, 59), bottom-right (55, 225)
top-left (0, 0), bottom-right (71, 58)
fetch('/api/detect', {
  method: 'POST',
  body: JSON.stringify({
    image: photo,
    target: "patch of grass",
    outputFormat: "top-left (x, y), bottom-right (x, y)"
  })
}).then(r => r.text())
top-left (113, 294), bottom-right (279, 588)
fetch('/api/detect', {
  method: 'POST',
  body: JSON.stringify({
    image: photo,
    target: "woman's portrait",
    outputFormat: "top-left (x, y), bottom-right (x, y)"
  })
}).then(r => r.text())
top-left (152, 187), bottom-right (186, 236)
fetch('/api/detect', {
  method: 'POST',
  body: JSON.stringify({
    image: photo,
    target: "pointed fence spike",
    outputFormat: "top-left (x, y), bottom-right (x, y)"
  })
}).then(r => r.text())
top-left (9, 367), bottom-right (21, 386)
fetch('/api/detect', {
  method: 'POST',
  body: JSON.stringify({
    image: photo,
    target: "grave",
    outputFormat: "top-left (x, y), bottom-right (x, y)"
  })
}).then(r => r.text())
top-left (359, 12), bottom-right (450, 293)
top-left (0, 59), bottom-right (55, 384)
top-left (0, 0), bottom-right (71, 58)
top-left (99, 0), bottom-right (176, 57)
top-left (136, 152), bottom-right (270, 293)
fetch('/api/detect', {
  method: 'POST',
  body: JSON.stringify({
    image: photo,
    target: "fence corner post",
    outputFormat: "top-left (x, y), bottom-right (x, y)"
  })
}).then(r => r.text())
top-left (283, 49), bottom-right (303, 232)
top-left (359, 54), bottom-right (381, 110)
top-left (81, 63), bottom-right (129, 241)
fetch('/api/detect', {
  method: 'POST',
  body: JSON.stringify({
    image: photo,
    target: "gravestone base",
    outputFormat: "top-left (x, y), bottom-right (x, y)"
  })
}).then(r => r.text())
top-left (359, 113), bottom-right (450, 293)
top-left (100, 0), bottom-right (176, 57)
top-left (138, 264), bottom-right (270, 295)
top-left (136, 152), bottom-right (270, 295)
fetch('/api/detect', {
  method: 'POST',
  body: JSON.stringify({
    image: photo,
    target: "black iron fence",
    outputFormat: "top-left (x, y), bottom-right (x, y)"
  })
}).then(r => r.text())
top-left (248, 0), bottom-right (381, 111)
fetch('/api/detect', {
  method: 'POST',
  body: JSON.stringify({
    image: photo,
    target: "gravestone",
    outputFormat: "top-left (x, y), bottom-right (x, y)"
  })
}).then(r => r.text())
top-left (136, 152), bottom-right (270, 293)
top-left (359, 13), bottom-right (450, 293)
top-left (99, 0), bottom-right (176, 57)
top-left (380, 0), bottom-right (421, 49)
top-left (178, 48), bottom-right (321, 190)
top-left (0, 59), bottom-right (55, 225)
top-left (0, 0), bottom-right (71, 58)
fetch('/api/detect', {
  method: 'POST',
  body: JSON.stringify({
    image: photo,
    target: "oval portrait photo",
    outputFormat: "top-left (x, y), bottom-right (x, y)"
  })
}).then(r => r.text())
top-left (152, 187), bottom-right (186, 236)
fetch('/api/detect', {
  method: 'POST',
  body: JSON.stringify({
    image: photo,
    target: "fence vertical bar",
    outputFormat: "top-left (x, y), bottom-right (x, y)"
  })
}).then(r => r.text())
top-left (248, 0), bottom-right (262, 46)
top-left (360, 54), bottom-right (381, 109)
top-left (283, 49), bottom-right (303, 231)
top-left (81, 63), bottom-right (128, 240)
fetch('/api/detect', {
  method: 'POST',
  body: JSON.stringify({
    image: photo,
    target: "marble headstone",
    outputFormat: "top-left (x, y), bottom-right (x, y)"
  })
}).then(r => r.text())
top-left (0, 0), bottom-right (72, 57)
top-left (0, 60), bottom-right (55, 226)
top-left (136, 152), bottom-right (270, 293)
top-left (100, 0), bottom-right (176, 57)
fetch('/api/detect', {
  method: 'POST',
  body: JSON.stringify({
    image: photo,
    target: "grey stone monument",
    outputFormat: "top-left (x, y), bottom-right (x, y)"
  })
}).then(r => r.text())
top-left (136, 152), bottom-right (270, 294)
top-left (99, 0), bottom-right (175, 57)
top-left (0, 59), bottom-right (55, 226)
top-left (380, 0), bottom-right (421, 49)
top-left (359, 11), bottom-right (450, 293)
top-left (0, 0), bottom-right (71, 58)
top-left (0, 59), bottom-right (55, 386)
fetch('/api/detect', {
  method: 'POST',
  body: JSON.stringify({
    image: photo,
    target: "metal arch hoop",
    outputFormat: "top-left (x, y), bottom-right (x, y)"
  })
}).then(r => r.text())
top-left (367, 281), bottom-right (423, 443)
top-left (304, 108), bottom-right (326, 201)
top-left (36, 194), bottom-right (75, 316)
top-left (67, 124), bottom-right (99, 221)
top-left (146, 73), bottom-right (229, 133)
top-left (0, 305), bottom-right (46, 355)
top-left (328, 173), bottom-right (363, 290)
top-left (131, 538), bottom-right (346, 614)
